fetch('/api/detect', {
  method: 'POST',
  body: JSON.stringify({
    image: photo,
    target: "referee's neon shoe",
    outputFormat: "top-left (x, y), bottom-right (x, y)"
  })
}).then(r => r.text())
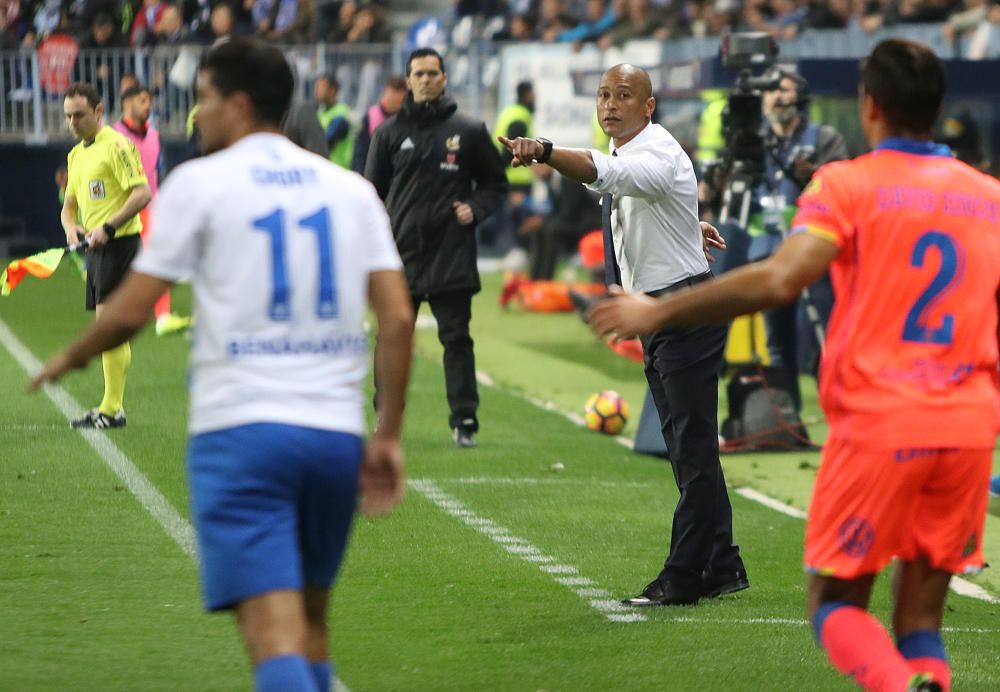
top-left (155, 313), bottom-right (193, 337)
top-left (71, 409), bottom-right (126, 429)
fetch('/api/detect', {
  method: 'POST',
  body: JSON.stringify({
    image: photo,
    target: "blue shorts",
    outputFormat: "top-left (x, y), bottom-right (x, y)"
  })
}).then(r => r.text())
top-left (187, 423), bottom-right (363, 611)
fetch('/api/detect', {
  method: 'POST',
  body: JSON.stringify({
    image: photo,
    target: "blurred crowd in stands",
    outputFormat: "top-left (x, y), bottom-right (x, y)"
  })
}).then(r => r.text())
top-left (457, 1), bottom-right (1000, 55)
top-left (1, 0), bottom-right (1000, 54)
top-left (0, 0), bottom-right (390, 50)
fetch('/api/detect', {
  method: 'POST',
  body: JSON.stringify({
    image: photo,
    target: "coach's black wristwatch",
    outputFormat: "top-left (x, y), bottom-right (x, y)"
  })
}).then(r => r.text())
top-left (535, 137), bottom-right (553, 164)
top-left (102, 222), bottom-right (116, 239)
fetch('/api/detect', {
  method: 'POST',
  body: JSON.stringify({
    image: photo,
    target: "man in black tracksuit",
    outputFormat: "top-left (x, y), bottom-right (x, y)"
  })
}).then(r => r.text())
top-left (365, 47), bottom-right (507, 448)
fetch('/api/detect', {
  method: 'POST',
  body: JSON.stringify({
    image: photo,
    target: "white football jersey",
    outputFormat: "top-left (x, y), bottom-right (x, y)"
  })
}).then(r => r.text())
top-left (133, 133), bottom-right (402, 435)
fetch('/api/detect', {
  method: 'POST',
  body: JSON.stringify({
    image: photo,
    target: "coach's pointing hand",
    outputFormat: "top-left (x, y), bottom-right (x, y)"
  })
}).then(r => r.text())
top-left (498, 135), bottom-right (542, 168)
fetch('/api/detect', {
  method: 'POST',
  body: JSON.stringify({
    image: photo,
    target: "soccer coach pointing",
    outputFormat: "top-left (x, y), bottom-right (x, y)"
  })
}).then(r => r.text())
top-left (500, 64), bottom-right (748, 607)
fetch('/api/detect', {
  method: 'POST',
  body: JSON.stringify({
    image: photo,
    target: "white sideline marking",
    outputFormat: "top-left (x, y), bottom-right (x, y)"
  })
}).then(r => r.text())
top-left (409, 478), bottom-right (646, 623)
top-left (0, 318), bottom-right (355, 692)
top-left (447, 475), bottom-right (651, 490)
top-left (472, 367), bottom-right (1000, 605)
top-left (0, 318), bottom-right (196, 558)
top-left (734, 487), bottom-right (807, 520)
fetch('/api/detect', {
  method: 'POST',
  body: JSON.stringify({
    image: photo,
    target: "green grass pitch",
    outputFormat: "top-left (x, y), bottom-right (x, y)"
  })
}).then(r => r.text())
top-left (0, 264), bottom-right (997, 690)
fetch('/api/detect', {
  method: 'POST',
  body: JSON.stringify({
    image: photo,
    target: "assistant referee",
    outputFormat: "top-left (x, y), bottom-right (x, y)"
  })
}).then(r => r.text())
top-left (61, 82), bottom-right (152, 429)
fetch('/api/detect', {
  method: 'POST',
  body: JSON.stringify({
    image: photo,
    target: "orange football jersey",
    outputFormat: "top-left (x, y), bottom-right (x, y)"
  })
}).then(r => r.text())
top-left (792, 140), bottom-right (1000, 447)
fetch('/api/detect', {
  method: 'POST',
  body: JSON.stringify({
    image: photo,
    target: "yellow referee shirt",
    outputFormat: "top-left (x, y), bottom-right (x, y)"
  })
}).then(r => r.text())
top-left (67, 126), bottom-right (147, 238)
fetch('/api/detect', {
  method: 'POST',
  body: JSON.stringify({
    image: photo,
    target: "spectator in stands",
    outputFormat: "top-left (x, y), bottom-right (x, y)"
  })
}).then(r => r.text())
top-left (130, 0), bottom-right (167, 46)
top-left (194, 2), bottom-right (235, 43)
top-left (79, 0), bottom-right (124, 42)
top-left (350, 73), bottom-right (407, 173)
top-left (597, 0), bottom-right (669, 48)
top-left (0, 0), bottom-right (25, 48)
top-left (340, 0), bottom-right (387, 42)
top-left (151, 4), bottom-right (186, 44)
top-left (325, 0), bottom-right (354, 41)
top-left (314, 74), bottom-right (354, 168)
top-left (79, 9), bottom-right (125, 48)
top-left (962, 0), bottom-right (1000, 58)
top-left (863, 0), bottom-right (956, 32)
top-left (556, 0), bottom-right (616, 44)
top-left (252, 0), bottom-right (298, 41)
top-left (25, 0), bottom-right (69, 45)
top-left (76, 12), bottom-right (130, 107)
top-left (689, 0), bottom-right (743, 37)
top-left (499, 11), bottom-right (538, 40)
top-left (538, 0), bottom-right (578, 41)
top-left (745, 0), bottom-right (810, 39)
top-left (283, 0), bottom-right (316, 42)
top-left (803, 0), bottom-right (854, 29)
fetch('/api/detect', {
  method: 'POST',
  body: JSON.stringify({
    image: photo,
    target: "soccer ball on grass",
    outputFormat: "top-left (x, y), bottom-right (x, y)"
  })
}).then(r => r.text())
top-left (584, 390), bottom-right (629, 435)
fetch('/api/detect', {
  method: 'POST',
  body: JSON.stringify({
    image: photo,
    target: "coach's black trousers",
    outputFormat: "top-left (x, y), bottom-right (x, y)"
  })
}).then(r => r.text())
top-left (639, 298), bottom-right (744, 590)
top-left (413, 291), bottom-right (479, 432)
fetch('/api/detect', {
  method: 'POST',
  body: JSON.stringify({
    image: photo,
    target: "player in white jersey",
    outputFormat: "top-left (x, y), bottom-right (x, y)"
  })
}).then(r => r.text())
top-left (30, 39), bottom-right (414, 692)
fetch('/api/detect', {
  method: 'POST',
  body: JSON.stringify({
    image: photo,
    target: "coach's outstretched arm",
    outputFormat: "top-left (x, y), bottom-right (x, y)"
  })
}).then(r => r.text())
top-left (364, 268), bottom-right (414, 516)
top-left (497, 135), bottom-right (598, 184)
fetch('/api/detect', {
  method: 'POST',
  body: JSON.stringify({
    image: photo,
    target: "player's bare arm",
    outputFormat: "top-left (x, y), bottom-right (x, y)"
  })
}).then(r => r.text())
top-left (588, 232), bottom-right (839, 339)
top-left (497, 135), bottom-right (598, 184)
top-left (28, 271), bottom-right (171, 391)
top-left (87, 183), bottom-right (153, 248)
top-left (363, 268), bottom-right (414, 516)
top-left (60, 194), bottom-right (85, 246)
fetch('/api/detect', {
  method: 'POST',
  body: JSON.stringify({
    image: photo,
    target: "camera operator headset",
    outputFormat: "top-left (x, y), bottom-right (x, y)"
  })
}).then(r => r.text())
top-left (747, 68), bottom-right (848, 412)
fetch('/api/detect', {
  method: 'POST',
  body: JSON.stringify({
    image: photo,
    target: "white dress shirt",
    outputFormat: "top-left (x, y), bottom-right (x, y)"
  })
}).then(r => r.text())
top-left (587, 122), bottom-right (708, 294)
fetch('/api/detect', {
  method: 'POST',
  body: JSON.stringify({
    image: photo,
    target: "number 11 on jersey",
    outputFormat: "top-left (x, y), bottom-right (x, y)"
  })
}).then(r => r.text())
top-left (252, 207), bottom-right (338, 321)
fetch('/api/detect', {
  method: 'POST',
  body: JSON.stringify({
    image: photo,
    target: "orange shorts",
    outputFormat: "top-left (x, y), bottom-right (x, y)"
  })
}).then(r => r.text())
top-left (804, 437), bottom-right (991, 578)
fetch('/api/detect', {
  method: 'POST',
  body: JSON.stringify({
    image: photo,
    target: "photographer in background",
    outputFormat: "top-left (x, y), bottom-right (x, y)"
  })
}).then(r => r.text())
top-left (747, 69), bottom-right (847, 412)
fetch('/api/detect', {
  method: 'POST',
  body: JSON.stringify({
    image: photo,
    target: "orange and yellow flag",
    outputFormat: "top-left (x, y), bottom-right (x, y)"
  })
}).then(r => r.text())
top-left (1, 248), bottom-right (66, 296)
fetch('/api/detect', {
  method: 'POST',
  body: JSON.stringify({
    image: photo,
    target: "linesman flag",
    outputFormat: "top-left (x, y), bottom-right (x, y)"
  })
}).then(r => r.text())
top-left (1, 248), bottom-right (68, 296)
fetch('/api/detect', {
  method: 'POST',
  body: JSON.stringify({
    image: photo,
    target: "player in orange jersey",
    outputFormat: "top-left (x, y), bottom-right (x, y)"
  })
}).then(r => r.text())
top-left (588, 39), bottom-right (1000, 692)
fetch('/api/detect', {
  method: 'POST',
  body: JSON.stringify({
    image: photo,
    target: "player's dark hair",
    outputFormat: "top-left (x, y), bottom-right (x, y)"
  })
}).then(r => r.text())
top-left (861, 39), bottom-right (945, 134)
top-left (64, 82), bottom-right (101, 108)
top-left (199, 38), bottom-right (293, 127)
top-left (121, 85), bottom-right (150, 101)
top-left (320, 74), bottom-right (339, 90)
top-left (516, 80), bottom-right (533, 101)
top-left (406, 48), bottom-right (445, 76)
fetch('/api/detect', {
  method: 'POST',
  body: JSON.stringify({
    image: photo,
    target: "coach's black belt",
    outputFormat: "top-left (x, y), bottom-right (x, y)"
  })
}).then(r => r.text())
top-left (645, 270), bottom-right (713, 298)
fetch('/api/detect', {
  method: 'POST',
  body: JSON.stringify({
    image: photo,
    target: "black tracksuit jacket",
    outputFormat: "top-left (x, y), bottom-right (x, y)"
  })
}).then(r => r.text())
top-left (365, 93), bottom-right (507, 296)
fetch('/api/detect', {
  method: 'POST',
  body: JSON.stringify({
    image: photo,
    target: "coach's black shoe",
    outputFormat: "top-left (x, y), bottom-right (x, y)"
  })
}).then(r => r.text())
top-left (701, 569), bottom-right (750, 599)
top-left (452, 419), bottom-right (477, 448)
top-left (71, 408), bottom-right (126, 430)
top-left (622, 578), bottom-right (700, 607)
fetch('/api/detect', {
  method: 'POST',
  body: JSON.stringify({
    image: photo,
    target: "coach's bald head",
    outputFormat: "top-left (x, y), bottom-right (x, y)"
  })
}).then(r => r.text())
top-left (597, 64), bottom-right (655, 147)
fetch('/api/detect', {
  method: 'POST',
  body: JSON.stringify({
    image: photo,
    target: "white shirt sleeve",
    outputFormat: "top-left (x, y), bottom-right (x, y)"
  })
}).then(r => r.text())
top-left (587, 147), bottom-right (678, 199)
top-left (360, 183), bottom-right (403, 274)
top-left (131, 164), bottom-right (205, 281)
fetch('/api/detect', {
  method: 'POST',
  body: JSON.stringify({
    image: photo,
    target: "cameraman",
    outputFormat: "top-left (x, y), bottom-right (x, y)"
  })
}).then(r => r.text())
top-left (748, 69), bottom-right (847, 412)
